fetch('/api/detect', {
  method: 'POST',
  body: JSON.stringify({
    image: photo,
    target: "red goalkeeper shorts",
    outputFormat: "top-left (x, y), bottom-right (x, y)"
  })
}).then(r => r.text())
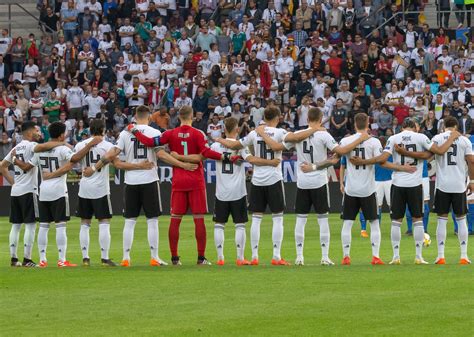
top-left (170, 188), bottom-right (208, 215)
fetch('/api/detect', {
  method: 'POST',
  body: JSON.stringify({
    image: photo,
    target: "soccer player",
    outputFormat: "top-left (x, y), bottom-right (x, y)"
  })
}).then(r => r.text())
top-left (128, 106), bottom-right (235, 265)
top-left (263, 108), bottom-right (369, 265)
top-left (341, 114), bottom-right (415, 265)
top-left (211, 117), bottom-right (281, 265)
top-left (351, 118), bottom-right (458, 264)
top-left (88, 105), bottom-right (197, 267)
top-left (14, 122), bottom-right (102, 267)
top-left (77, 119), bottom-right (157, 266)
top-left (427, 117), bottom-right (472, 264)
top-left (0, 122), bottom-right (67, 267)
top-left (218, 106), bottom-right (317, 265)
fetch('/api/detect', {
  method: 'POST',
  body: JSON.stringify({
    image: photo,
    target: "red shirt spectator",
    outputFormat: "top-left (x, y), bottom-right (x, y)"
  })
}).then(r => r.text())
top-left (326, 52), bottom-right (343, 78)
top-left (393, 99), bottom-right (410, 125)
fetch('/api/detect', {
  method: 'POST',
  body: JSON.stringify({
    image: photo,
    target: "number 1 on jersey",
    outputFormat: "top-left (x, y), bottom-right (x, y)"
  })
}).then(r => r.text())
top-left (181, 141), bottom-right (188, 156)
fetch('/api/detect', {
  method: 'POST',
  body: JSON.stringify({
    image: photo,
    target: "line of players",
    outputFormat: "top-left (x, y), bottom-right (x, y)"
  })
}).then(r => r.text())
top-left (2, 104), bottom-right (471, 267)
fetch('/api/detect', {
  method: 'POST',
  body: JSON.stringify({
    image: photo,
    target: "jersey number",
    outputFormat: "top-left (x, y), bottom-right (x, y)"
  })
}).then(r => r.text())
top-left (447, 144), bottom-right (457, 166)
top-left (181, 141), bottom-right (188, 156)
top-left (222, 152), bottom-right (233, 174)
top-left (14, 153), bottom-right (25, 175)
top-left (354, 148), bottom-right (366, 170)
top-left (132, 138), bottom-right (148, 159)
top-left (302, 141), bottom-right (314, 164)
top-left (257, 140), bottom-right (274, 160)
top-left (39, 157), bottom-right (59, 173)
top-left (400, 144), bottom-right (418, 166)
top-left (85, 151), bottom-right (102, 172)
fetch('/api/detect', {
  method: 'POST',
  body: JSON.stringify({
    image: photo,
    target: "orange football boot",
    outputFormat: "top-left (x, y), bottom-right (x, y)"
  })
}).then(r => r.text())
top-left (57, 260), bottom-right (77, 267)
top-left (271, 258), bottom-right (290, 266)
top-left (342, 256), bottom-right (351, 265)
top-left (371, 256), bottom-right (385, 265)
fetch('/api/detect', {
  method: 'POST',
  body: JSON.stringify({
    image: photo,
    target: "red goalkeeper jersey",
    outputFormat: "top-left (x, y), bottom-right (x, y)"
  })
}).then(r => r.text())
top-left (160, 125), bottom-right (215, 191)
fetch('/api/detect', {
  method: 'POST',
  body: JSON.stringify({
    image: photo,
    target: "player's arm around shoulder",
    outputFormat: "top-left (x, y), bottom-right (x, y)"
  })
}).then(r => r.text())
top-left (217, 136), bottom-right (244, 150)
top-left (254, 126), bottom-right (287, 151)
top-left (429, 130), bottom-right (460, 155)
top-left (33, 140), bottom-right (66, 153)
top-left (333, 132), bottom-right (370, 155)
top-left (70, 136), bottom-right (103, 163)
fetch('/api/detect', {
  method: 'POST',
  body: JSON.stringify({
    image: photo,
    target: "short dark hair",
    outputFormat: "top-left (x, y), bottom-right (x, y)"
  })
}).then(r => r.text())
top-left (136, 105), bottom-right (151, 119)
top-left (307, 107), bottom-right (322, 123)
top-left (21, 121), bottom-right (36, 133)
top-left (89, 119), bottom-right (105, 136)
top-left (264, 106), bottom-right (281, 121)
top-left (48, 121), bottom-right (66, 139)
top-left (354, 113), bottom-right (368, 130)
top-left (402, 117), bottom-right (417, 129)
top-left (444, 116), bottom-right (459, 129)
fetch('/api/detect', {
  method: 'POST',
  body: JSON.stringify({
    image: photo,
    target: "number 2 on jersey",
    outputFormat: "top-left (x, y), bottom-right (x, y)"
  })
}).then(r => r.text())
top-left (447, 144), bottom-right (457, 166)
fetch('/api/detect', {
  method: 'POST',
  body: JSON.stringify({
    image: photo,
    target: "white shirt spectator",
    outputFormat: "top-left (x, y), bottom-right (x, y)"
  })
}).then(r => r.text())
top-left (85, 94), bottom-right (104, 119)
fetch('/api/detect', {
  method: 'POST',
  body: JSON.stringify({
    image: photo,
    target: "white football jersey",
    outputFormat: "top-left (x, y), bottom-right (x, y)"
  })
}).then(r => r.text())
top-left (239, 127), bottom-right (288, 186)
top-left (75, 138), bottom-right (114, 199)
top-left (384, 130), bottom-right (433, 187)
top-left (115, 125), bottom-right (160, 185)
top-left (30, 146), bottom-right (73, 201)
top-left (341, 134), bottom-right (382, 198)
top-left (432, 131), bottom-right (473, 193)
top-left (4, 140), bottom-right (38, 196)
top-left (285, 131), bottom-right (338, 189)
top-left (211, 140), bottom-right (250, 201)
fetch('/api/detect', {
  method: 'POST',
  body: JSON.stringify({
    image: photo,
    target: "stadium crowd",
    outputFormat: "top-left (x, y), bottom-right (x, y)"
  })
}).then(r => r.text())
top-left (0, 0), bottom-right (473, 160)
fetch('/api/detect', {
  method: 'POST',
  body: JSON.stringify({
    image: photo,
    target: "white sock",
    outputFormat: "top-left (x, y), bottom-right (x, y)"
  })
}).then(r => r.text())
top-left (457, 217), bottom-right (469, 259)
top-left (413, 221), bottom-right (424, 260)
top-left (391, 221), bottom-right (401, 259)
top-left (99, 222), bottom-right (111, 260)
top-left (9, 223), bottom-right (21, 258)
top-left (56, 223), bottom-right (67, 262)
top-left (272, 213), bottom-right (284, 260)
top-left (147, 217), bottom-right (159, 260)
top-left (38, 223), bottom-right (49, 262)
top-left (123, 218), bottom-right (136, 261)
top-left (295, 214), bottom-right (307, 258)
top-left (235, 223), bottom-right (246, 260)
top-left (23, 223), bottom-right (36, 260)
top-left (214, 223), bottom-right (225, 260)
top-left (436, 216), bottom-right (448, 259)
top-left (318, 214), bottom-right (330, 260)
top-left (80, 223), bottom-right (90, 259)
top-left (370, 219), bottom-right (381, 258)
top-left (250, 214), bottom-right (262, 259)
top-left (341, 220), bottom-right (353, 257)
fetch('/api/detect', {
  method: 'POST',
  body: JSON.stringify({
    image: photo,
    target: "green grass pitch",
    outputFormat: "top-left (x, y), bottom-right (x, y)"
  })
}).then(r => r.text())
top-left (0, 214), bottom-right (473, 337)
